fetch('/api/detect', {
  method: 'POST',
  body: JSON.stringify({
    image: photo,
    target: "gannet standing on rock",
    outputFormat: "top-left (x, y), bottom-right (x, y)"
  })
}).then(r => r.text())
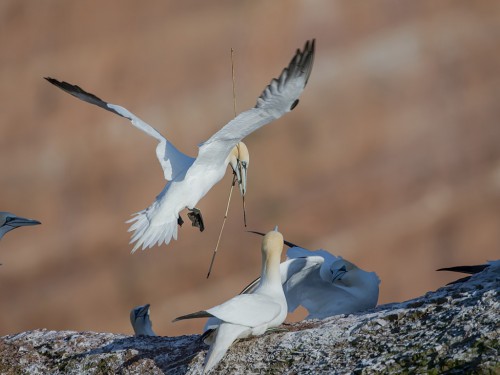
top-left (243, 232), bottom-right (380, 319)
top-left (173, 228), bottom-right (287, 374)
top-left (0, 212), bottom-right (41, 240)
top-left (45, 39), bottom-right (315, 252)
top-left (130, 304), bottom-right (156, 337)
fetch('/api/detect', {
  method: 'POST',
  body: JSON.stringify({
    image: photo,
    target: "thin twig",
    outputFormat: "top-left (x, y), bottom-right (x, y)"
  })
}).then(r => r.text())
top-left (206, 48), bottom-right (239, 278)
top-left (206, 174), bottom-right (236, 278)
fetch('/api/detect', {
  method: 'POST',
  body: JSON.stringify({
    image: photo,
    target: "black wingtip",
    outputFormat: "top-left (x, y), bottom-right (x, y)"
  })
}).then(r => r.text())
top-left (44, 76), bottom-right (83, 94)
top-left (200, 328), bottom-right (216, 342)
top-left (437, 264), bottom-right (490, 285)
top-left (436, 264), bottom-right (489, 274)
top-left (44, 77), bottom-right (66, 88)
top-left (284, 39), bottom-right (315, 86)
top-left (445, 276), bottom-right (473, 285)
top-left (172, 310), bottom-right (213, 323)
top-left (290, 99), bottom-right (299, 111)
top-left (305, 39), bottom-right (315, 84)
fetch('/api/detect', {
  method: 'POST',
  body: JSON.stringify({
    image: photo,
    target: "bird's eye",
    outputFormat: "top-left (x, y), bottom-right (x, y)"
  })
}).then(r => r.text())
top-left (5, 217), bottom-right (15, 223)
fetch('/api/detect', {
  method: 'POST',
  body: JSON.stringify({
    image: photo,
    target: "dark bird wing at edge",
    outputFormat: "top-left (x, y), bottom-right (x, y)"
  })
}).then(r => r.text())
top-left (437, 264), bottom-right (490, 285)
top-left (44, 77), bottom-right (125, 119)
top-left (172, 310), bottom-right (214, 322)
top-left (436, 265), bottom-right (490, 274)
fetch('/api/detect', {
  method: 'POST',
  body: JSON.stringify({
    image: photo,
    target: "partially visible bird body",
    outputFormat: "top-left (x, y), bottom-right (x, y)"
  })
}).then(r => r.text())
top-left (46, 39), bottom-right (315, 252)
top-left (174, 228), bottom-right (287, 373)
top-left (128, 162), bottom-right (225, 248)
top-left (0, 211), bottom-right (41, 240)
top-left (285, 247), bottom-right (380, 319)
top-left (243, 233), bottom-right (380, 320)
top-left (130, 304), bottom-right (156, 337)
top-left (437, 260), bottom-right (499, 285)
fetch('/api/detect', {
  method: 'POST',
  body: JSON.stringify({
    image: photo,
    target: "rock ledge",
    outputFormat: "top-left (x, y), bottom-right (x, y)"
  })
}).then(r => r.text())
top-left (1, 265), bottom-right (498, 374)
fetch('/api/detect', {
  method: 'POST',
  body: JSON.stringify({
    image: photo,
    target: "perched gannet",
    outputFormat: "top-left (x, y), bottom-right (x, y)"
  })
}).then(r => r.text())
top-left (437, 260), bottom-right (500, 285)
top-left (173, 228), bottom-right (287, 373)
top-left (243, 232), bottom-right (380, 319)
top-left (45, 39), bottom-right (315, 252)
top-left (130, 304), bottom-right (156, 336)
top-left (0, 211), bottom-right (41, 240)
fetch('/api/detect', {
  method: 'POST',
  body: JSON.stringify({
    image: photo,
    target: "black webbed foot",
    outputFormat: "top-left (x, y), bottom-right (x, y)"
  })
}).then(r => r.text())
top-left (177, 215), bottom-right (184, 227)
top-left (187, 208), bottom-right (205, 232)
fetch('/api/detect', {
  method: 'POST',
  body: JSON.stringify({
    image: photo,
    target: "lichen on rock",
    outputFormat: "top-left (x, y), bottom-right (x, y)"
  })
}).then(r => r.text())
top-left (1, 263), bottom-right (498, 374)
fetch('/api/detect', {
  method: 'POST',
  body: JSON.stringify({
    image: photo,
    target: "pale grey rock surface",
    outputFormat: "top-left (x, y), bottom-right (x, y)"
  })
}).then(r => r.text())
top-left (1, 264), bottom-right (498, 374)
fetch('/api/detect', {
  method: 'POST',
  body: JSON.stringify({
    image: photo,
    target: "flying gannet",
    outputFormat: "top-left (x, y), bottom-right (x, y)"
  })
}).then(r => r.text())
top-left (130, 304), bottom-right (156, 336)
top-left (242, 232), bottom-right (380, 319)
top-left (437, 260), bottom-right (500, 285)
top-left (173, 227), bottom-right (287, 374)
top-left (45, 39), bottom-right (315, 252)
top-left (0, 211), bottom-right (41, 240)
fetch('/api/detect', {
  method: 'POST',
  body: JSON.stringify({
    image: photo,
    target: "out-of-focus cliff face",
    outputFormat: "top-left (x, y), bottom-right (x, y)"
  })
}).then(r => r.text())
top-left (0, 1), bottom-right (499, 337)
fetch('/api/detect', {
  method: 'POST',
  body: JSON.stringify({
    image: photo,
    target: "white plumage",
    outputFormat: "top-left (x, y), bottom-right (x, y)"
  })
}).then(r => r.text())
top-left (173, 228), bottom-right (287, 373)
top-left (242, 234), bottom-right (380, 320)
top-left (45, 40), bottom-right (315, 252)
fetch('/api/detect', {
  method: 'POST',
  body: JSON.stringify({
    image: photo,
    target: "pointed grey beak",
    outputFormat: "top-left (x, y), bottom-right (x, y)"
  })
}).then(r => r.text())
top-left (230, 160), bottom-right (242, 188)
top-left (6, 216), bottom-right (41, 228)
top-left (136, 304), bottom-right (150, 319)
top-left (331, 265), bottom-right (347, 283)
top-left (237, 160), bottom-right (247, 197)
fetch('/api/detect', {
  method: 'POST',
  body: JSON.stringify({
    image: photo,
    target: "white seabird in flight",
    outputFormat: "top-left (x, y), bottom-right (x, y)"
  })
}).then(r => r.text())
top-left (173, 228), bottom-right (287, 374)
top-left (130, 304), bottom-right (156, 336)
top-left (45, 39), bottom-right (315, 252)
top-left (243, 232), bottom-right (380, 320)
top-left (0, 211), bottom-right (41, 240)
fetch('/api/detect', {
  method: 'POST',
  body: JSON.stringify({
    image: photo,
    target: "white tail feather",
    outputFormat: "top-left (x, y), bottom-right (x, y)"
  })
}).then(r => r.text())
top-left (203, 323), bottom-right (249, 374)
top-left (127, 204), bottom-right (179, 253)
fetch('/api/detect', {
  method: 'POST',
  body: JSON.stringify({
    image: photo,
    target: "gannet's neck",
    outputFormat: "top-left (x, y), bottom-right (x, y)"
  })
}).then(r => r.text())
top-left (260, 250), bottom-right (282, 287)
top-left (258, 230), bottom-right (284, 291)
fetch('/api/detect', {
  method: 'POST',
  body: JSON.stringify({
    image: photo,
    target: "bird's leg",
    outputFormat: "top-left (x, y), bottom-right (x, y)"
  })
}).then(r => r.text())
top-left (177, 215), bottom-right (184, 227)
top-left (187, 208), bottom-right (205, 232)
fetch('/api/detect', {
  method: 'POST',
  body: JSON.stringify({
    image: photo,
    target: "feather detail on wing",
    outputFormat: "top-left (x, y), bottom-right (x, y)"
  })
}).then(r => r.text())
top-left (206, 294), bottom-right (281, 327)
top-left (44, 77), bottom-right (193, 181)
top-left (195, 39), bottom-right (315, 170)
top-left (126, 200), bottom-right (179, 253)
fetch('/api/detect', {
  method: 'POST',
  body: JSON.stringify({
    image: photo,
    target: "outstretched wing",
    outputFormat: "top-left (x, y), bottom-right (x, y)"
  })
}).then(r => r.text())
top-left (195, 39), bottom-right (315, 169)
top-left (45, 77), bottom-right (193, 181)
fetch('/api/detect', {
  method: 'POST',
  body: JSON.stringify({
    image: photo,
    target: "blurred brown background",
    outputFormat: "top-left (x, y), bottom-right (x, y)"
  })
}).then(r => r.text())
top-left (1, 1), bottom-right (499, 337)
